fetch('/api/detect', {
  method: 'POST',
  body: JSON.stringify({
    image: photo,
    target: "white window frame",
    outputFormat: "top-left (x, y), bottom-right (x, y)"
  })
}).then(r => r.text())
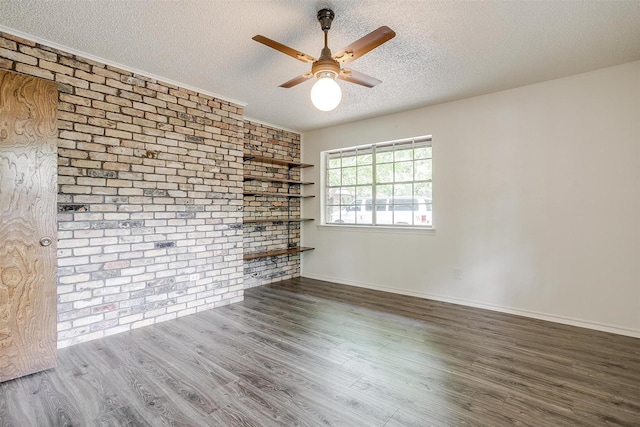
top-left (322, 135), bottom-right (433, 229)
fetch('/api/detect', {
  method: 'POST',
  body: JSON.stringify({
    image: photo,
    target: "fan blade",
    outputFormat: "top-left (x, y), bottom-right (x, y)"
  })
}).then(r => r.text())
top-left (252, 35), bottom-right (316, 63)
top-left (338, 69), bottom-right (381, 88)
top-left (280, 73), bottom-right (314, 88)
top-left (333, 26), bottom-right (396, 65)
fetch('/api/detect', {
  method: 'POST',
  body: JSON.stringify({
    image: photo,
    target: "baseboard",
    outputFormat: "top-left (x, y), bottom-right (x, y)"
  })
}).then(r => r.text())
top-left (301, 273), bottom-right (640, 339)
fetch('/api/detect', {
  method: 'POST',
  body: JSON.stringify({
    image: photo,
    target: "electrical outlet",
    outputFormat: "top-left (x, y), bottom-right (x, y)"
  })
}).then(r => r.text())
top-left (453, 268), bottom-right (463, 280)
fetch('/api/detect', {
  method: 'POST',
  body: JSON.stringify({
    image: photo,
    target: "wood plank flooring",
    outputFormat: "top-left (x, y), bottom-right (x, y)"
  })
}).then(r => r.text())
top-left (1, 277), bottom-right (638, 426)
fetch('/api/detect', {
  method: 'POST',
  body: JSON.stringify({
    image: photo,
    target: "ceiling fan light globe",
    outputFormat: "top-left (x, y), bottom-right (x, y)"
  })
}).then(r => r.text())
top-left (310, 77), bottom-right (342, 111)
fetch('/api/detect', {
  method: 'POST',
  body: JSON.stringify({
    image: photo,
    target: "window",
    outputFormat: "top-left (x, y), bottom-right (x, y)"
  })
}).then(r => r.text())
top-left (324, 136), bottom-right (432, 227)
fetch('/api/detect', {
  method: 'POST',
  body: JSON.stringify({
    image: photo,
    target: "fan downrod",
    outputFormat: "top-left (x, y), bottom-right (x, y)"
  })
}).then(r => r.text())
top-left (313, 8), bottom-right (340, 78)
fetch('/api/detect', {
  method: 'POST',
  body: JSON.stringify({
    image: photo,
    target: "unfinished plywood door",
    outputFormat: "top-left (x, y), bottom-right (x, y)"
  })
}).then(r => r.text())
top-left (0, 69), bottom-right (58, 382)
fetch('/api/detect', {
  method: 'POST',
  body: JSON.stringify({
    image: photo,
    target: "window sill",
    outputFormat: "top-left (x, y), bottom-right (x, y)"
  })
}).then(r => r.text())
top-left (316, 224), bottom-right (436, 235)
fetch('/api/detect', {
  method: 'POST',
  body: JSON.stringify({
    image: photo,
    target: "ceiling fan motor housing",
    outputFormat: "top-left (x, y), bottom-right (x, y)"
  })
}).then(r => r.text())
top-left (312, 56), bottom-right (340, 78)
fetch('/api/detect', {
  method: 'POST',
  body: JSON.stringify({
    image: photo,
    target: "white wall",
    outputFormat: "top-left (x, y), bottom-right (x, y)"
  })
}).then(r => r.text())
top-left (301, 61), bottom-right (640, 337)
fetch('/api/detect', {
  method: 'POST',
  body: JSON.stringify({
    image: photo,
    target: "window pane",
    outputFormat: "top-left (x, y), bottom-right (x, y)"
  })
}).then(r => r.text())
top-left (414, 146), bottom-right (432, 159)
top-left (376, 150), bottom-right (393, 163)
top-left (394, 161), bottom-right (413, 182)
top-left (394, 147), bottom-right (413, 161)
top-left (414, 182), bottom-right (432, 200)
top-left (327, 168), bottom-right (341, 186)
top-left (357, 153), bottom-right (372, 165)
top-left (342, 167), bottom-right (356, 186)
top-left (356, 186), bottom-right (373, 205)
top-left (328, 157), bottom-right (342, 169)
top-left (414, 159), bottom-right (432, 181)
top-left (355, 189), bottom-right (373, 224)
top-left (393, 184), bottom-right (413, 197)
top-left (342, 155), bottom-right (356, 167)
top-left (389, 195), bottom-right (416, 225)
top-left (326, 205), bottom-right (341, 223)
top-left (375, 163), bottom-right (394, 183)
top-left (357, 165), bottom-right (372, 184)
top-left (327, 186), bottom-right (355, 206)
top-left (376, 184), bottom-right (392, 199)
top-left (324, 136), bottom-right (432, 227)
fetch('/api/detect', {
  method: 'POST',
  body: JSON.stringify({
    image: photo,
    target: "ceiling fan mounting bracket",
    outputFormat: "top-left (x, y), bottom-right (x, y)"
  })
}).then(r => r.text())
top-left (317, 9), bottom-right (335, 32)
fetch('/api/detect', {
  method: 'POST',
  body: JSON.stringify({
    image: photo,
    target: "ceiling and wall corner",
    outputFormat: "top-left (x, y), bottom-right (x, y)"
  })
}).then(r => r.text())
top-left (1, 0), bottom-right (639, 132)
top-left (300, 60), bottom-right (640, 337)
top-left (1, 1), bottom-right (638, 339)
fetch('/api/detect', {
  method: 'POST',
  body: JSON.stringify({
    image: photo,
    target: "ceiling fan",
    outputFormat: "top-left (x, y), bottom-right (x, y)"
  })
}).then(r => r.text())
top-left (252, 8), bottom-right (396, 111)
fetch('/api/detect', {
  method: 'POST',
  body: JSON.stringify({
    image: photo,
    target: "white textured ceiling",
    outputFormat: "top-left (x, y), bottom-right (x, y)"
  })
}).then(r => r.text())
top-left (1, 1), bottom-right (639, 132)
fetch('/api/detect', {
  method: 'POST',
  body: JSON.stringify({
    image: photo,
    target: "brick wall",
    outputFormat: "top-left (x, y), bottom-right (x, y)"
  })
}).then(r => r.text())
top-left (243, 121), bottom-right (306, 288)
top-left (1, 32), bottom-right (245, 348)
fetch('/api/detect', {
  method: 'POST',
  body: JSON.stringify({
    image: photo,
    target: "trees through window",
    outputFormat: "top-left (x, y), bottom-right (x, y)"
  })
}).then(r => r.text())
top-left (324, 136), bottom-right (432, 227)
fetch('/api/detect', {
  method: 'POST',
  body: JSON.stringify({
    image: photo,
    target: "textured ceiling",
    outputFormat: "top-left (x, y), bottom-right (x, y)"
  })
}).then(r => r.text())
top-left (1, 1), bottom-right (639, 132)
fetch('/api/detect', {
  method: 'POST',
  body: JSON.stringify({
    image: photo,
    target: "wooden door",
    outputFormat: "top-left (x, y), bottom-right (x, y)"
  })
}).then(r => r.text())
top-left (0, 70), bottom-right (58, 382)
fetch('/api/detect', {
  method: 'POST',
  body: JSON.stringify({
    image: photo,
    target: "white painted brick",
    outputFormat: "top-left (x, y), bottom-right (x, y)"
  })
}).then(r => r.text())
top-left (131, 319), bottom-right (155, 329)
top-left (166, 303), bottom-right (187, 313)
top-left (119, 313), bottom-right (144, 324)
top-left (57, 284), bottom-right (74, 295)
top-left (72, 314), bottom-right (104, 327)
top-left (57, 321), bottom-right (72, 332)
top-left (73, 296), bottom-right (104, 308)
top-left (155, 313), bottom-right (177, 323)
top-left (58, 290), bottom-right (93, 303)
top-left (58, 239), bottom-right (89, 249)
top-left (104, 293), bottom-right (131, 303)
top-left (1, 32), bottom-right (254, 348)
top-left (143, 308), bottom-right (167, 318)
top-left (105, 276), bottom-right (132, 287)
top-left (93, 287), bottom-right (122, 296)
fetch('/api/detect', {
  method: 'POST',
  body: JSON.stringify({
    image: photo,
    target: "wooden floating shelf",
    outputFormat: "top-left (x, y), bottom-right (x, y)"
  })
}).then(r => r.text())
top-left (243, 246), bottom-right (315, 261)
top-left (243, 191), bottom-right (315, 198)
top-left (242, 154), bottom-right (315, 264)
top-left (244, 175), bottom-right (314, 185)
top-left (243, 155), bottom-right (313, 169)
top-left (243, 218), bottom-right (314, 224)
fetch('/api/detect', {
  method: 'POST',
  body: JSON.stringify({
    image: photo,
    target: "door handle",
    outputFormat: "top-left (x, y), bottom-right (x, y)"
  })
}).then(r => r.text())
top-left (39, 237), bottom-right (52, 247)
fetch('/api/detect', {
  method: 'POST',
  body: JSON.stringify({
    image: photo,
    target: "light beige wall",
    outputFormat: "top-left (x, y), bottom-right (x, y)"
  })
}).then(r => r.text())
top-left (301, 61), bottom-right (640, 337)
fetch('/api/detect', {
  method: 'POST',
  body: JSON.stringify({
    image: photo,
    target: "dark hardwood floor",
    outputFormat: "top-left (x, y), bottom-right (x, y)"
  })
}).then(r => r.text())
top-left (1, 277), bottom-right (638, 426)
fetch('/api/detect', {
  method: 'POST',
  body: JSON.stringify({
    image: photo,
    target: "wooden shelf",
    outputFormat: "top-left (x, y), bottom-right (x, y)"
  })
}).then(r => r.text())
top-left (243, 246), bottom-right (315, 261)
top-left (244, 218), bottom-right (314, 224)
top-left (244, 175), bottom-right (314, 185)
top-left (243, 155), bottom-right (313, 169)
top-left (243, 191), bottom-right (315, 198)
top-left (243, 154), bottom-right (314, 264)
